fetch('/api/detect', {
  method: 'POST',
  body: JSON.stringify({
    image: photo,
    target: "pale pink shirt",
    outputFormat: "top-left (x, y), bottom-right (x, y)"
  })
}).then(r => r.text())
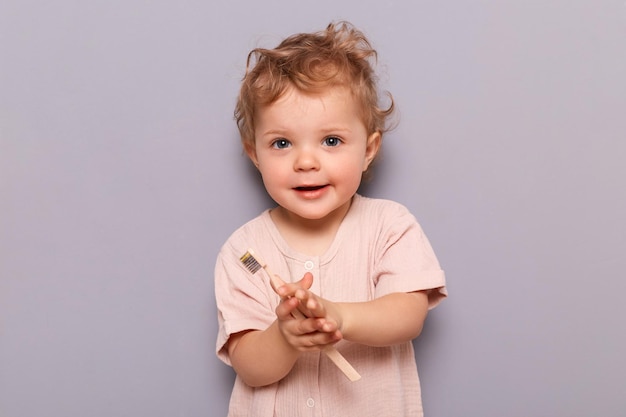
top-left (215, 194), bottom-right (447, 417)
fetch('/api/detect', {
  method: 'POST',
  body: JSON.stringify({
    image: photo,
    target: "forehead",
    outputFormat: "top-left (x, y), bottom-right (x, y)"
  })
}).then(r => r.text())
top-left (257, 86), bottom-right (360, 122)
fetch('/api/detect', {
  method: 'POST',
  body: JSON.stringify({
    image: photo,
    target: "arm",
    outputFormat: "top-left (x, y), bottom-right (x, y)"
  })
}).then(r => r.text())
top-left (227, 275), bottom-right (342, 387)
top-left (337, 291), bottom-right (429, 346)
top-left (292, 287), bottom-right (429, 347)
top-left (226, 321), bottom-right (298, 388)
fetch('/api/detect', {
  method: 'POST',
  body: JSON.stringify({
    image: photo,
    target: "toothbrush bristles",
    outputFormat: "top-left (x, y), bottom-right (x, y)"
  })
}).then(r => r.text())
top-left (240, 250), bottom-right (262, 274)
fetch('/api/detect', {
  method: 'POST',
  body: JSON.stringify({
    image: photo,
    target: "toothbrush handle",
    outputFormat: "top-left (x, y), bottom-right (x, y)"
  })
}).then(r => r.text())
top-left (322, 345), bottom-right (361, 382)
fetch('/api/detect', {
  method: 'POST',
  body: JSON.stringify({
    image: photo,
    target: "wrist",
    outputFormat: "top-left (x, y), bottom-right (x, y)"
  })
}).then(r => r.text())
top-left (333, 302), bottom-right (350, 339)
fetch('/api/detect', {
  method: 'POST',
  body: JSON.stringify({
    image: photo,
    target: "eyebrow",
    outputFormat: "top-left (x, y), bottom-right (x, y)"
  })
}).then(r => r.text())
top-left (259, 128), bottom-right (289, 136)
top-left (260, 126), bottom-right (353, 137)
top-left (321, 126), bottom-right (353, 135)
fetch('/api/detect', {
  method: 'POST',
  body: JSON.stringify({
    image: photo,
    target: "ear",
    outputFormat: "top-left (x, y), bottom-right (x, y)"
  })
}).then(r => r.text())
top-left (244, 141), bottom-right (259, 168)
top-left (363, 131), bottom-right (382, 171)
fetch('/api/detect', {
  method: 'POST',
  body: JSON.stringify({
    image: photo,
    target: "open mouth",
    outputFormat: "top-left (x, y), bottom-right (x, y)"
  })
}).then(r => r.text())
top-left (294, 185), bottom-right (326, 191)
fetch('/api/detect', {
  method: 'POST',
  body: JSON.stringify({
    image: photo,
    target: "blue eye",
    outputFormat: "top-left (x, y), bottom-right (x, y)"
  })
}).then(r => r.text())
top-left (272, 139), bottom-right (291, 149)
top-left (323, 136), bottom-right (342, 147)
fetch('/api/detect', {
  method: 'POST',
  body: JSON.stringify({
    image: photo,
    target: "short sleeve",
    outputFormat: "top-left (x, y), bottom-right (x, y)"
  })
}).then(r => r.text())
top-left (214, 241), bottom-right (279, 365)
top-left (372, 204), bottom-right (447, 309)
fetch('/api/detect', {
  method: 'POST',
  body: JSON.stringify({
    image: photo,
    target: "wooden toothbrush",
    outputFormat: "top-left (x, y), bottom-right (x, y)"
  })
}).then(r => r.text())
top-left (240, 248), bottom-right (361, 382)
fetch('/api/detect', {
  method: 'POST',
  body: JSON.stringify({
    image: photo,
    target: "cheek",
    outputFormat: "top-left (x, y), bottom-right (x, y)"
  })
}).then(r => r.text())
top-left (258, 162), bottom-right (287, 186)
top-left (330, 156), bottom-right (367, 181)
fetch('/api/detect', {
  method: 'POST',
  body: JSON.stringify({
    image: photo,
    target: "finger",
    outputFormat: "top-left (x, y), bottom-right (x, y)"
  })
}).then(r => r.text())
top-left (292, 316), bottom-right (339, 336)
top-left (275, 296), bottom-right (301, 321)
top-left (315, 318), bottom-right (339, 334)
top-left (298, 272), bottom-right (314, 290)
top-left (291, 317), bottom-right (325, 335)
top-left (300, 330), bottom-right (343, 349)
top-left (283, 331), bottom-right (341, 352)
top-left (276, 272), bottom-right (314, 297)
top-left (276, 283), bottom-right (297, 298)
top-left (295, 290), bottom-right (328, 319)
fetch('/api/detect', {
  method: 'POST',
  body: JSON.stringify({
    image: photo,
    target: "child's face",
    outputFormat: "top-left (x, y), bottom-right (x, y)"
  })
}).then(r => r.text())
top-left (246, 86), bottom-right (380, 223)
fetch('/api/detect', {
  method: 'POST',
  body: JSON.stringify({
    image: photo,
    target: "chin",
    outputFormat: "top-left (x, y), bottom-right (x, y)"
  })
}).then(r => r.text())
top-left (292, 210), bottom-right (330, 221)
top-left (295, 204), bottom-right (348, 221)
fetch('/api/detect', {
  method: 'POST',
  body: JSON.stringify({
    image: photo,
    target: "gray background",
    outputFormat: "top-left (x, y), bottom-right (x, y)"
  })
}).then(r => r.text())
top-left (1, 1), bottom-right (625, 416)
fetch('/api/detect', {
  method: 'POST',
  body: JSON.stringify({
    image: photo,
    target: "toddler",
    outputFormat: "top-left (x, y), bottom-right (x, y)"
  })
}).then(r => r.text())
top-left (215, 21), bottom-right (447, 417)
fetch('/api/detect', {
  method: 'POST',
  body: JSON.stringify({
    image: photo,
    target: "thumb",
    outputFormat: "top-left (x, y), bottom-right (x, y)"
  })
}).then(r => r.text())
top-left (298, 272), bottom-right (314, 290)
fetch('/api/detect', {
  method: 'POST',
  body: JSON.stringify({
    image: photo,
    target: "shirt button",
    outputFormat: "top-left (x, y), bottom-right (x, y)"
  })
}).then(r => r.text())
top-left (306, 398), bottom-right (315, 408)
top-left (304, 260), bottom-right (314, 271)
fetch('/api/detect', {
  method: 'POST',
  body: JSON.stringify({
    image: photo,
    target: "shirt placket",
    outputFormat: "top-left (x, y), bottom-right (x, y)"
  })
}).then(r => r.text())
top-left (302, 257), bottom-right (322, 416)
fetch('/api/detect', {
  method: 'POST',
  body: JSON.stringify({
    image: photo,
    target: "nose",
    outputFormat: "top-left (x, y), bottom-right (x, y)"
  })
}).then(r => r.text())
top-left (293, 146), bottom-right (320, 171)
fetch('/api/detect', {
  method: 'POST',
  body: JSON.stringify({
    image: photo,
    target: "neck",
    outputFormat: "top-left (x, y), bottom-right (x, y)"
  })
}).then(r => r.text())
top-left (270, 199), bottom-right (353, 256)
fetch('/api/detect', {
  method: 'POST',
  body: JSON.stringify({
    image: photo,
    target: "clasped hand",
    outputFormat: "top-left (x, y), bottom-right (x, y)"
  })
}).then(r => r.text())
top-left (274, 272), bottom-right (343, 352)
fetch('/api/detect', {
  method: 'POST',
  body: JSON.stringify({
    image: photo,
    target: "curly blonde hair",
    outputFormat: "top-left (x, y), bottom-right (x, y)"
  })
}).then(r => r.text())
top-left (234, 21), bottom-right (395, 146)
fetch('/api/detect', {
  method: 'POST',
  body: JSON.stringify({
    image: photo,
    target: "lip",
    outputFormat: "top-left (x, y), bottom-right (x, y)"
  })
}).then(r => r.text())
top-left (293, 184), bottom-right (329, 199)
